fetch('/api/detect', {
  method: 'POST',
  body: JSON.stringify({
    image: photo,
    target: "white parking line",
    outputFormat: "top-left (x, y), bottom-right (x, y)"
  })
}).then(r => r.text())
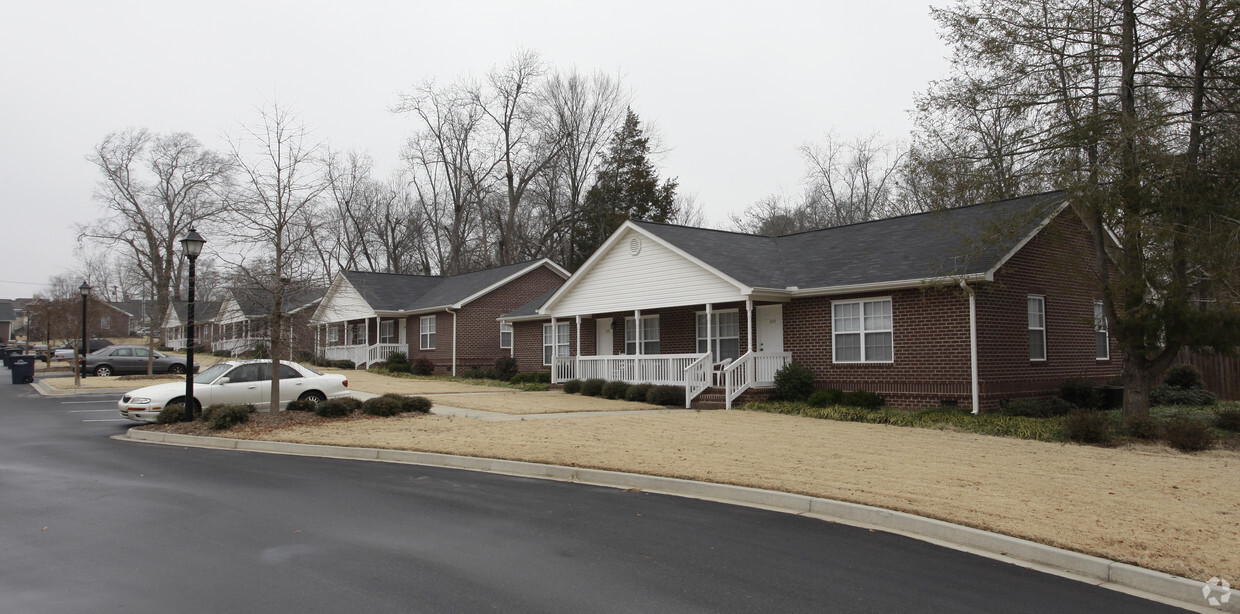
top-left (83, 419), bottom-right (129, 422)
top-left (69, 409), bottom-right (117, 413)
top-left (61, 400), bottom-right (116, 405)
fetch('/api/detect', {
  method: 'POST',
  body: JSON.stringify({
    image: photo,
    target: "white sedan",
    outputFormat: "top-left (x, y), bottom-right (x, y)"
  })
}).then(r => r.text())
top-left (117, 360), bottom-right (351, 422)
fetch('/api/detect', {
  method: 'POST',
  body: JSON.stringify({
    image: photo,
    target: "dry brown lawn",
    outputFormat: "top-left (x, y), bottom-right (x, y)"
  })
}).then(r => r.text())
top-left (424, 391), bottom-right (660, 414)
top-left (193, 408), bottom-right (1240, 583)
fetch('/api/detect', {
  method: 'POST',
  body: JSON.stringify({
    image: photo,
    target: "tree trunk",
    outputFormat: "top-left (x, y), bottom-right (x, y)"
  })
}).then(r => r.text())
top-left (1120, 356), bottom-right (1153, 427)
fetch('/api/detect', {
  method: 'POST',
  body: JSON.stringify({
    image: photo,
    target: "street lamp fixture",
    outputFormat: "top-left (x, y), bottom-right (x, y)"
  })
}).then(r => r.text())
top-left (77, 281), bottom-right (91, 387)
top-left (181, 228), bottom-right (206, 422)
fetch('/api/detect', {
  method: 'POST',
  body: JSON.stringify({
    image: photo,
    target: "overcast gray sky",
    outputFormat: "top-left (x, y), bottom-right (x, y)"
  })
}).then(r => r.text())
top-left (0, 0), bottom-right (949, 299)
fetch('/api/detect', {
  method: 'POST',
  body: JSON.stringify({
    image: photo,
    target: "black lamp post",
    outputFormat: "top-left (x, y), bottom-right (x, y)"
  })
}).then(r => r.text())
top-left (181, 228), bottom-right (206, 421)
top-left (77, 281), bottom-right (91, 386)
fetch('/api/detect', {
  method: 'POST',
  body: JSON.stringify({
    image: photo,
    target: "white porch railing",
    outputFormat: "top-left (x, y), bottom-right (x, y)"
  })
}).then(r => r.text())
top-left (722, 351), bottom-right (793, 409)
top-left (214, 337), bottom-right (266, 356)
top-left (368, 343), bottom-right (408, 365)
top-left (324, 344), bottom-right (367, 367)
top-left (552, 353), bottom-right (710, 387)
top-left (683, 353), bottom-right (712, 408)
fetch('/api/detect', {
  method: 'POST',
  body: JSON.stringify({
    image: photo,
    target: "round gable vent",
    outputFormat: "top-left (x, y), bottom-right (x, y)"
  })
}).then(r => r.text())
top-left (629, 236), bottom-right (643, 256)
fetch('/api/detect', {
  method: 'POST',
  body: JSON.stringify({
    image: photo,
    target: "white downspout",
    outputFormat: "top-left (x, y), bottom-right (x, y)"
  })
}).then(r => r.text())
top-left (960, 280), bottom-right (980, 414)
top-left (450, 308), bottom-right (458, 377)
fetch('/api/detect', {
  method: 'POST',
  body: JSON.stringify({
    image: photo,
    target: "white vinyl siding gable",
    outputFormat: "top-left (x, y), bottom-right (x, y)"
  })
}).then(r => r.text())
top-left (1028, 296), bottom-right (1046, 360)
top-left (832, 298), bottom-right (893, 363)
top-left (419, 315), bottom-right (436, 350)
top-left (316, 279), bottom-right (375, 323)
top-left (550, 229), bottom-right (743, 315)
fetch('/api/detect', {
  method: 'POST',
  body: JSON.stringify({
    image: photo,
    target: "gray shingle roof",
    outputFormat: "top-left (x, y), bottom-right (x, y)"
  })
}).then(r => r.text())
top-left (170, 300), bottom-right (222, 322)
top-left (500, 288), bottom-right (558, 320)
top-left (344, 260), bottom-right (556, 313)
top-left (232, 287), bottom-right (325, 317)
top-left (635, 191), bottom-right (1067, 290)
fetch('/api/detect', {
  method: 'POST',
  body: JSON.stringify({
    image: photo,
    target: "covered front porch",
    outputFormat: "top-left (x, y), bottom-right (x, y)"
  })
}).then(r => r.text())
top-left (316, 316), bottom-right (408, 369)
top-left (545, 300), bottom-right (792, 409)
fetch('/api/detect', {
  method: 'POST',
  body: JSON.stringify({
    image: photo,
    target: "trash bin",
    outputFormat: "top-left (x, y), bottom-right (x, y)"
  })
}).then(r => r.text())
top-left (2, 348), bottom-right (22, 368)
top-left (9, 355), bottom-right (36, 384)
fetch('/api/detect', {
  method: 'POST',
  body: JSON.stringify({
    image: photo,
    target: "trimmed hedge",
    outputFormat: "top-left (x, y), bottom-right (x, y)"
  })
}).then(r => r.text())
top-left (580, 378), bottom-right (606, 397)
top-left (1216, 408), bottom-right (1240, 432)
top-left (362, 395), bottom-right (405, 417)
top-left (998, 397), bottom-right (1075, 418)
top-left (601, 380), bottom-right (629, 400)
top-left (841, 390), bottom-right (883, 409)
top-left (494, 356), bottom-right (518, 381)
top-left (1163, 364), bottom-right (1204, 388)
top-left (284, 399), bottom-right (317, 412)
top-left (203, 404), bottom-right (254, 430)
top-left (562, 379), bottom-right (582, 394)
top-left (156, 403), bottom-right (186, 424)
top-left (625, 383), bottom-right (653, 403)
top-left (411, 357), bottom-right (435, 376)
top-left (510, 372), bottom-right (552, 384)
top-left (387, 351), bottom-right (408, 365)
top-left (315, 397), bottom-right (361, 417)
top-left (646, 385), bottom-right (684, 407)
top-left (772, 361), bottom-right (815, 402)
top-left (1150, 384), bottom-right (1217, 406)
top-left (808, 388), bottom-right (843, 408)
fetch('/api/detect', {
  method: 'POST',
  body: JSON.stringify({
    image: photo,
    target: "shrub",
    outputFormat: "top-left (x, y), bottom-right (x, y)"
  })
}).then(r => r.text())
top-left (315, 397), bottom-right (361, 418)
top-left (510, 372), bottom-right (552, 384)
top-left (841, 390), bottom-right (883, 409)
top-left (1064, 409), bottom-right (1112, 444)
top-left (387, 362), bottom-right (412, 374)
top-left (284, 399), bottom-right (317, 412)
top-left (362, 395), bottom-right (405, 417)
top-left (494, 356), bottom-right (518, 381)
top-left (212, 350), bottom-right (232, 357)
top-left (647, 385), bottom-right (685, 407)
top-left (461, 367), bottom-right (498, 380)
top-left (998, 397), bottom-right (1076, 418)
top-left (386, 351), bottom-right (408, 365)
top-left (1150, 384), bottom-right (1217, 406)
top-left (203, 404), bottom-right (253, 430)
top-left (580, 378), bottom-right (606, 397)
top-left (625, 383), bottom-right (653, 402)
top-left (332, 360), bottom-right (356, 370)
top-left (1059, 377), bottom-right (1102, 409)
top-left (402, 396), bottom-right (433, 413)
top-left (1163, 364), bottom-right (1204, 389)
top-left (1125, 414), bottom-right (1161, 439)
top-left (1163, 417), bottom-right (1215, 452)
top-left (411, 357), bottom-right (435, 375)
top-left (772, 361), bottom-right (815, 402)
top-left (1216, 408), bottom-right (1240, 432)
top-left (808, 388), bottom-right (844, 408)
top-left (156, 403), bottom-right (186, 424)
top-left (601, 380), bottom-right (630, 400)
top-left (562, 379), bottom-right (582, 394)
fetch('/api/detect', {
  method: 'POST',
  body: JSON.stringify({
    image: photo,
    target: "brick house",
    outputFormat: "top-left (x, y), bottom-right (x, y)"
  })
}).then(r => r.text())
top-left (213, 287), bottom-right (324, 358)
top-left (312, 259), bottom-right (569, 373)
top-left (0, 300), bottom-right (15, 342)
top-left (502, 191), bottom-right (1121, 411)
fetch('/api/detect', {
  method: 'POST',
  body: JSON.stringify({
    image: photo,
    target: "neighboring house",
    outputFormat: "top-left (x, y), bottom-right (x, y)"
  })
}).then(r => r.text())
top-left (109, 300), bottom-right (160, 335)
top-left (502, 191), bottom-right (1121, 411)
top-left (163, 300), bottom-right (222, 350)
top-left (0, 300), bottom-right (15, 342)
top-left (214, 287), bottom-right (324, 358)
top-left (312, 259), bottom-right (569, 372)
top-left (92, 301), bottom-right (135, 339)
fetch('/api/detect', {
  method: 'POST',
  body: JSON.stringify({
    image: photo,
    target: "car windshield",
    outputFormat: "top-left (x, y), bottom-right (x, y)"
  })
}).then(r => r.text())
top-left (193, 363), bottom-right (233, 384)
top-left (298, 364), bottom-right (322, 376)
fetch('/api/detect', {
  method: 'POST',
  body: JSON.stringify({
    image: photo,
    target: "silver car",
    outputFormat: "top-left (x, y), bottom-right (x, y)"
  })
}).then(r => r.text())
top-left (80, 345), bottom-right (197, 377)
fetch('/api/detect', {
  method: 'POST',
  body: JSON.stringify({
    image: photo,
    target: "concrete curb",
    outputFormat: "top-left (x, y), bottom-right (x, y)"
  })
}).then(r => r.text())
top-left (119, 428), bottom-right (1232, 613)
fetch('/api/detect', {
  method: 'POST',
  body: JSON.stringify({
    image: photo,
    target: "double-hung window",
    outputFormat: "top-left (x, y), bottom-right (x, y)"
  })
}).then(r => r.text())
top-left (542, 322), bottom-right (569, 365)
top-left (500, 322), bottom-right (513, 349)
top-left (419, 315), bottom-right (436, 350)
top-left (1028, 296), bottom-right (1046, 360)
top-left (379, 320), bottom-right (395, 344)
top-left (696, 311), bottom-right (740, 362)
top-left (328, 326), bottom-right (339, 343)
top-left (1094, 301), bottom-right (1109, 360)
top-left (832, 298), bottom-right (893, 363)
top-left (625, 316), bottom-right (660, 355)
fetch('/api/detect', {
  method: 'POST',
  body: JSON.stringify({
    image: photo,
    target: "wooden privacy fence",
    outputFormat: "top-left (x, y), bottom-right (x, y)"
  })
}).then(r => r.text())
top-left (1176, 349), bottom-right (1240, 401)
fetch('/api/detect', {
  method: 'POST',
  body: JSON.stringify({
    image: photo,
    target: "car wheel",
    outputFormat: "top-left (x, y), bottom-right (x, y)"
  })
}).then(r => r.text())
top-left (94, 365), bottom-right (113, 377)
top-left (169, 397), bottom-right (202, 420)
top-left (298, 391), bottom-right (326, 404)
top-left (168, 364), bottom-right (186, 374)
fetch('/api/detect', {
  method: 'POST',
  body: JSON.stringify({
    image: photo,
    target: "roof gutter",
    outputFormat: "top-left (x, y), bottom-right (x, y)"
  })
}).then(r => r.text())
top-left (750, 273), bottom-right (990, 300)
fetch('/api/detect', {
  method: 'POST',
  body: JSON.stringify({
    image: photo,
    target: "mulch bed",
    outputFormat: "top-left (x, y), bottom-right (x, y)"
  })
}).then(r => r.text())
top-left (136, 410), bottom-right (398, 438)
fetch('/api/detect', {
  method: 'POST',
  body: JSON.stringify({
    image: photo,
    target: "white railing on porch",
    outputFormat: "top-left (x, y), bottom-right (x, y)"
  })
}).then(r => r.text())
top-left (722, 351), bottom-right (793, 409)
top-left (324, 344), bottom-right (367, 367)
top-left (368, 343), bottom-right (408, 366)
top-left (214, 337), bottom-right (267, 356)
top-left (553, 353), bottom-right (708, 386)
top-left (683, 353), bottom-right (712, 408)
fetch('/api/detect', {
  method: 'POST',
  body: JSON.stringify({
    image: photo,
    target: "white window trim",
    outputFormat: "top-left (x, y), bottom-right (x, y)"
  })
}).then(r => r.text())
top-left (500, 322), bottom-right (513, 349)
top-left (1094, 300), bottom-right (1109, 361)
top-left (100, 316), bottom-right (110, 330)
top-left (695, 309), bottom-right (740, 362)
top-left (1028, 295), bottom-right (1046, 361)
top-left (379, 320), bottom-right (396, 344)
top-left (624, 315), bottom-right (660, 355)
top-left (328, 326), bottom-right (339, 343)
top-left (542, 322), bottom-right (570, 366)
top-left (419, 315), bottom-right (436, 350)
top-left (831, 297), bottom-right (894, 364)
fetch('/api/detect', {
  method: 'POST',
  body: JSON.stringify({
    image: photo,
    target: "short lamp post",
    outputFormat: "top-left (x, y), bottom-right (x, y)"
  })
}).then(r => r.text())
top-left (77, 282), bottom-right (91, 387)
top-left (181, 228), bottom-right (206, 422)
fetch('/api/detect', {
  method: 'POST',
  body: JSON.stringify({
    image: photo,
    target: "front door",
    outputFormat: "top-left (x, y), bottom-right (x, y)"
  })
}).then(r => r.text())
top-left (756, 305), bottom-right (784, 353)
top-left (596, 318), bottom-right (613, 355)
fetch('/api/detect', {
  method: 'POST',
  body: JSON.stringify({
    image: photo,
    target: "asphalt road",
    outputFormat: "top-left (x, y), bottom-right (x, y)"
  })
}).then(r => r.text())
top-left (0, 376), bottom-right (1190, 613)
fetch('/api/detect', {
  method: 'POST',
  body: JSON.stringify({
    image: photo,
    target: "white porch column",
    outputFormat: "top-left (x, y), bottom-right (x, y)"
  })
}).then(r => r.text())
top-left (706, 303), bottom-right (713, 362)
top-left (551, 316), bottom-right (557, 374)
top-left (575, 315), bottom-right (582, 378)
top-left (746, 298), bottom-right (754, 353)
top-left (634, 309), bottom-right (642, 355)
top-left (575, 315), bottom-right (581, 357)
